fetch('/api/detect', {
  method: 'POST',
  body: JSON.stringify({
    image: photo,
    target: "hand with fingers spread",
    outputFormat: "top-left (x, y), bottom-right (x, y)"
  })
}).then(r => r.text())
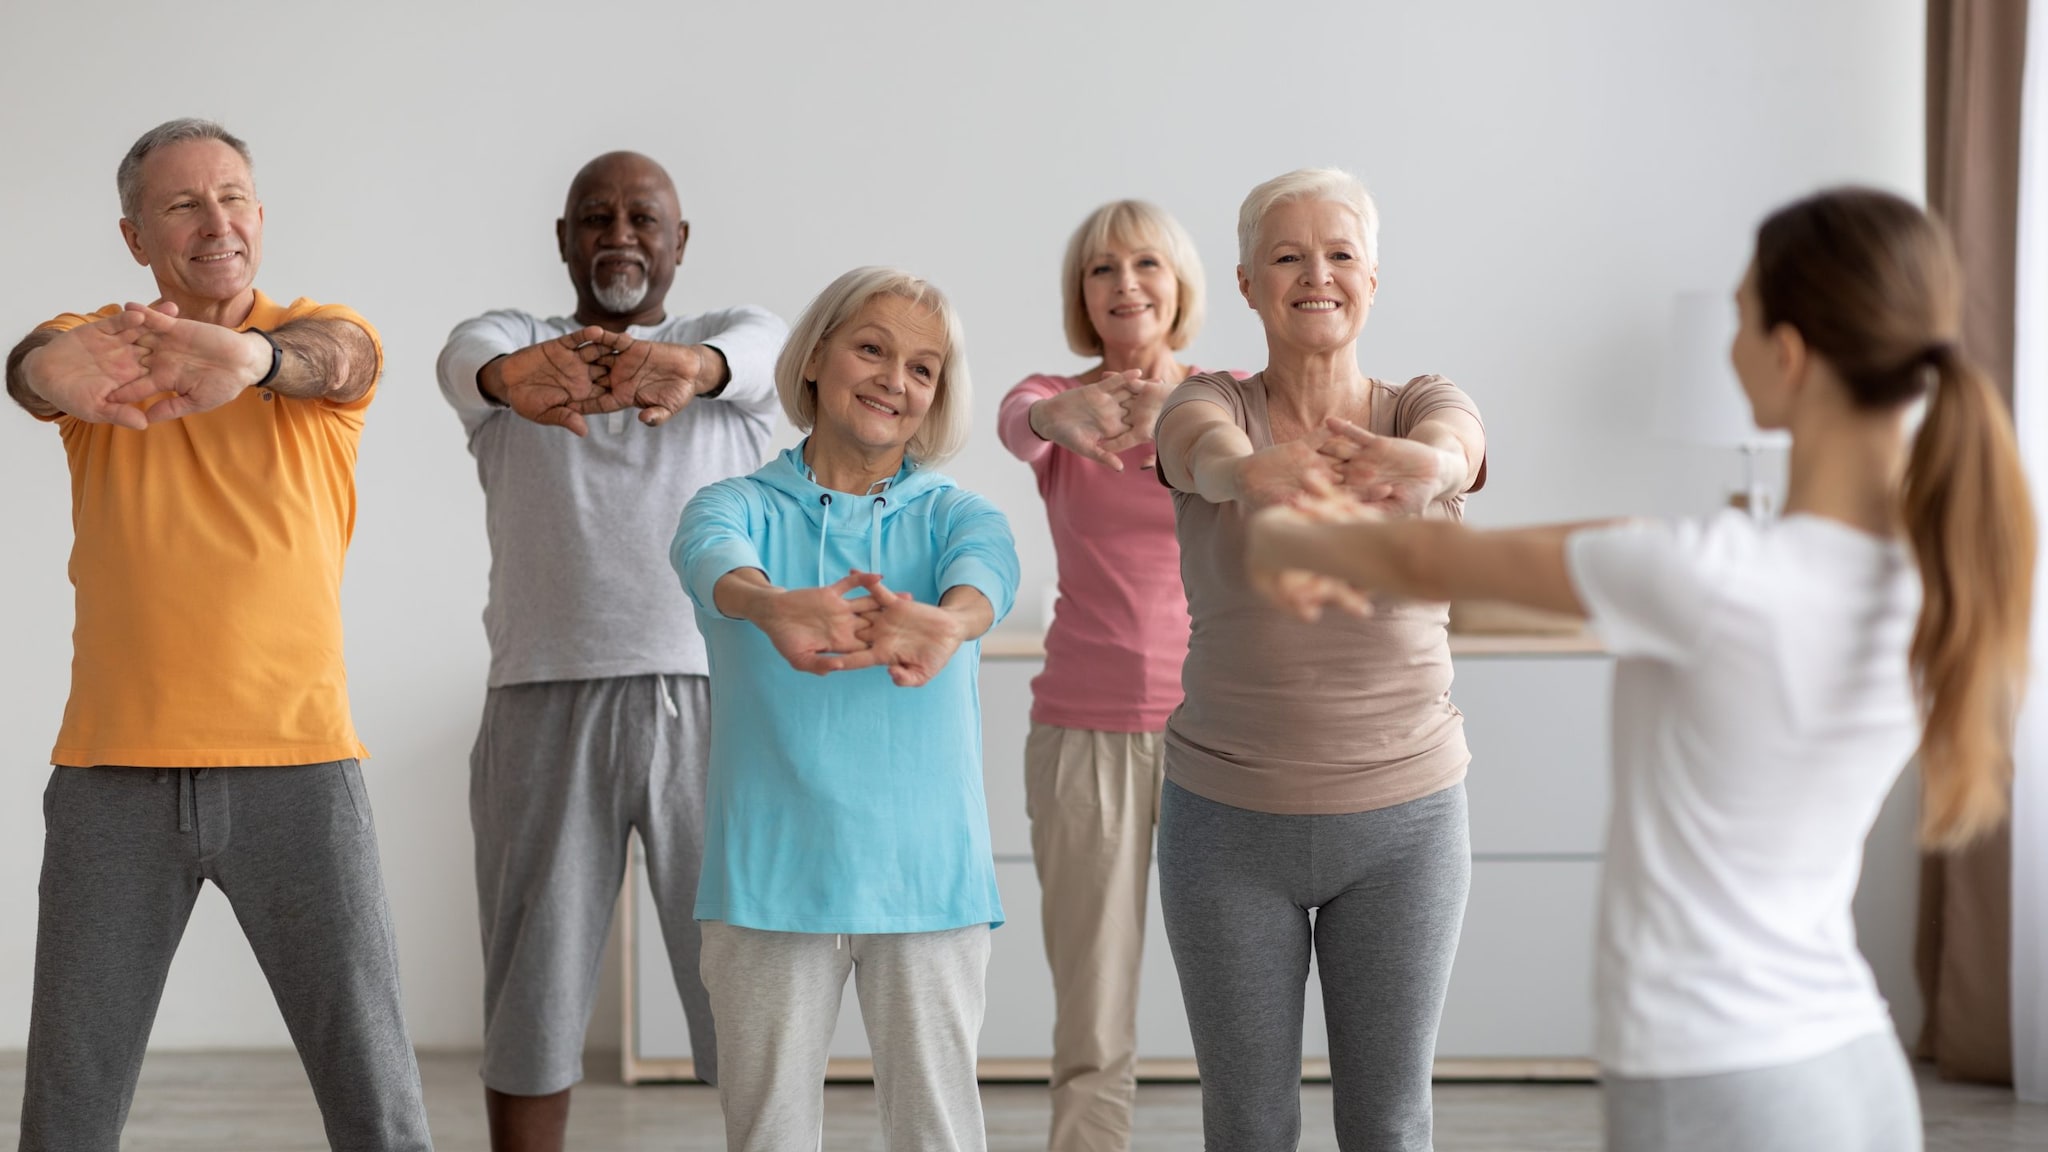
top-left (106, 300), bottom-right (274, 424)
top-left (1230, 426), bottom-right (1351, 511)
top-left (16, 310), bottom-right (156, 429)
top-left (1318, 416), bottom-right (1465, 517)
top-left (481, 327), bottom-right (615, 436)
top-left (739, 570), bottom-right (884, 675)
top-left (842, 579), bottom-right (971, 687)
top-left (581, 331), bottom-right (712, 427)
top-left (1029, 369), bottom-right (1154, 470)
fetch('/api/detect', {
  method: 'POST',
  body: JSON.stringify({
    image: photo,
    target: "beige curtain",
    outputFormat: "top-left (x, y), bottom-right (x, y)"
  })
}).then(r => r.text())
top-left (1917, 0), bottom-right (2030, 1086)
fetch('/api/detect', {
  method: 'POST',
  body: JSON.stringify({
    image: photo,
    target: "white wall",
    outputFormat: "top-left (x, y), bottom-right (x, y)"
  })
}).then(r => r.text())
top-left (0, 0), bottom-right (1925, 1052)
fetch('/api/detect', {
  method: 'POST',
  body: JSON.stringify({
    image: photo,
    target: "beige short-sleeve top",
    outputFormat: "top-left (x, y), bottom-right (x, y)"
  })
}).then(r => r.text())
top-left (1160, 370), bottom-right (1485, 815)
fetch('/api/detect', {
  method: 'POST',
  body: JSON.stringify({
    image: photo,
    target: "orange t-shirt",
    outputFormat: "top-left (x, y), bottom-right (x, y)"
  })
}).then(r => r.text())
top-left (36, 290), bottom-right (381, 767)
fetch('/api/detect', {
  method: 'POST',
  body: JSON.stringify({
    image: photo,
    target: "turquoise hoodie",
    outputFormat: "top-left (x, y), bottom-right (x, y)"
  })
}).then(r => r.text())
top-left (672, 444), bottom-right (1018, 933)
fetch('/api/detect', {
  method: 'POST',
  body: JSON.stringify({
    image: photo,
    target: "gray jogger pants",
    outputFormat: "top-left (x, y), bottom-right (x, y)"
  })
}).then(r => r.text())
top-left (699, 921), bottom-right (991, 1152)
top-left (1603, 1030), bottom-right (1923, 1151)
top-left (470, 674), bottom-right (718, 1094)
top-left (1158, 779), bottom-right (1470, 1152)
top-left (20, 761), bottom-right (433, 1152)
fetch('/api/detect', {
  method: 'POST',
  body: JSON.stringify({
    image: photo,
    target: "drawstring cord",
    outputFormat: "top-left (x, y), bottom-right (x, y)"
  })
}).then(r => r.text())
top-left (169, 768), bottom-right (210, 833)
top-left (657, 675), bottom-right (679, 720)
top-left (815, 494), bottom-right (834, 586)
top-left (869, 496), bottom-right (885, 575)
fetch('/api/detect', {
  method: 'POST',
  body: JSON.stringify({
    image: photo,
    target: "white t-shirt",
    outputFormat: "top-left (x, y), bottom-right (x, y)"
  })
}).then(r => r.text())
top-left (1566, 510), bottom-right (1919, 1078)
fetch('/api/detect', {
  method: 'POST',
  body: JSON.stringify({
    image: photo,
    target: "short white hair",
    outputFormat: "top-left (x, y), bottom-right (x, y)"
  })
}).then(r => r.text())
top-left (1237, 167), bottom-right (1380, 268)
top-left (775, 266), bottom-right (973, 465)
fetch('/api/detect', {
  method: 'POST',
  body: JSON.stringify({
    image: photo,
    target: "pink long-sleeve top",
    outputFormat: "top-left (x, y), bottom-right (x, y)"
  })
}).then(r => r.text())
top-left (998, 372), bottom-right (1203, 732)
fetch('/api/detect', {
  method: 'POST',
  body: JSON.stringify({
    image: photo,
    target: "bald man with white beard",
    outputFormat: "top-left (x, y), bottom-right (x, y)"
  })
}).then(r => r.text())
top-left (437, 152), bottom-right (786, 1152)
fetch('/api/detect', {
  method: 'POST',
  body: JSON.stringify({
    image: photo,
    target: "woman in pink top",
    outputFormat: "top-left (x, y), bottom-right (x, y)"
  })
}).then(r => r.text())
top-left (996, 199), bottom-right (1212, 1152)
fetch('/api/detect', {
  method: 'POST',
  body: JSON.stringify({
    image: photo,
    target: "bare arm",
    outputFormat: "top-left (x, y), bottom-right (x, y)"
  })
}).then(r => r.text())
top-left (1407, 407), bottom-right (1486, 496)
top-left (1157, 398), bottom-right (1347, 510)
top-left (6, 329), bottom-right (61, 419)
top-left (1252, 513), bottom-right (1595, 618)
top-left (267, 317), bottom-right (379, 404)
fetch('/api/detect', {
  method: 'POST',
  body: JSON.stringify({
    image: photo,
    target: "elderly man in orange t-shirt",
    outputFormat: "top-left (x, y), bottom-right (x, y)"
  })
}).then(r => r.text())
top-left (1, 119), bottom-right (433, 1152)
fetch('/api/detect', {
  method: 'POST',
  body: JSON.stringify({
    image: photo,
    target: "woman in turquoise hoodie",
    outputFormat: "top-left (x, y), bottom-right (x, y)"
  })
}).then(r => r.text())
top-left (672, 267), bottom-right (1018, 1152)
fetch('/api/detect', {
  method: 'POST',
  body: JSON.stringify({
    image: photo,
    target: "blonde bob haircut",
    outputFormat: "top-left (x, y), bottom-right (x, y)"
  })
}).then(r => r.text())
top-left (1237, 167), bottom-right (1381, 269)
top-left (1061, 200), bottom-right (1206, 357)
top-left (775, 266), bottom-right (973, 465)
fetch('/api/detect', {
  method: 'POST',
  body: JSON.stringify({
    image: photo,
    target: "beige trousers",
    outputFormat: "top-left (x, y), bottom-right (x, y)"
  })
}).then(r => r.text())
top-left (1024, 723), bottom-right (1166, 1152)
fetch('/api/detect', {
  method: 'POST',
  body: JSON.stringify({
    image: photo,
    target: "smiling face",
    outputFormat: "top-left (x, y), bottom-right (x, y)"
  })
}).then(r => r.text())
top-left (1081, 237), bottom-right (1180, 356)
top-left (804, 293), bottom-right (947, 458)
top-left (557, 152), bottom-right (686, 327)
top-left (119, 138), bottom-right (263, 313)
top-left (1238, 196), bottom-right (1376, 355)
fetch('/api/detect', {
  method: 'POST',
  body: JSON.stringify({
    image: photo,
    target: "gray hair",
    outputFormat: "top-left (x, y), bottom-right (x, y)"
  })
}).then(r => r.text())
top-left (1237, 167), bottom-right (1380, 268)
top-left (117, 119), bottom-right (253, 220)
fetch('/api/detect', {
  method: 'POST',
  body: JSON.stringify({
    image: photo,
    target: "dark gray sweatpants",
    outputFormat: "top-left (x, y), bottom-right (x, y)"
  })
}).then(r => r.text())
top-left (1159, 779), bottom-right (1470, 1152)
top-left (20, 761), bottom-right (433, 1152)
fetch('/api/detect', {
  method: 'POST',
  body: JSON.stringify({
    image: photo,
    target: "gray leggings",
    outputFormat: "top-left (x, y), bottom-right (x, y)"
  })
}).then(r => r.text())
top-left (1604, 1030), bottom-right (1922, 1151)
top-left (1158, 779), bottom-right (1470, 1152)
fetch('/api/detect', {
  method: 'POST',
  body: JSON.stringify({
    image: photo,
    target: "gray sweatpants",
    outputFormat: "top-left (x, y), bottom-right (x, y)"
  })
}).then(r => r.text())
top-left (699, 921), bottom-right (991, 1152)
top-left (1158, 779), bottom-right (1470, 1152)
top-left (1603, 1030), bottom-right (1923, 1151)
top-left (470, 674), bottom-right (717, 1094)
top-left (20, 761), bottom-right (432, 1152)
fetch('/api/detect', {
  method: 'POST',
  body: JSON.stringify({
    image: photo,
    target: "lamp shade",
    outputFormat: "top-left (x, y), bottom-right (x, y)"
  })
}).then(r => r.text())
top-left (1654, 291), bottom-right (1790, 448)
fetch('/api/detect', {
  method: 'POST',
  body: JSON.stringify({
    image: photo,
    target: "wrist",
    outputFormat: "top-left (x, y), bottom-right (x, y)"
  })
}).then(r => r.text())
top-left (246, 329), bottom-right (281, 387)
top-left (1435, 446), bottom-right (1468, 499)
top-left (477, 356), bottom-right (510, 406)
top-left (1026, 398), bottom-right (1052, 441)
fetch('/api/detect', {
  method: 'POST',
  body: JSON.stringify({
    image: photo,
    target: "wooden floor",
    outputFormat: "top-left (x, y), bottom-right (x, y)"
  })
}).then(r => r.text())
top-left (0, 1050), bottom-right (2042, 1150)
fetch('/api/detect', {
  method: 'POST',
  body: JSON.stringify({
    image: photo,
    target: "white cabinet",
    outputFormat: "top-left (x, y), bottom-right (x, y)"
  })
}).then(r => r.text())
top-left (626, 644), bottom-right (1613, 1081)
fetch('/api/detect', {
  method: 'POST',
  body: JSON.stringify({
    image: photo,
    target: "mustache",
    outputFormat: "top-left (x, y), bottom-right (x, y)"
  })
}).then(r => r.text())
top-left (592, 250), bottom-right (648, 275)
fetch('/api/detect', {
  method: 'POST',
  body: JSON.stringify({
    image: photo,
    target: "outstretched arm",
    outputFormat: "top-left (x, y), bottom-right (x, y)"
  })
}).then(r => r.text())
top-left (1249, 506), bottom-right (1594, 619)
top-left (8, 316), bottom-right (153, 428)
top-left (7, 329), bottom-right (67, 421)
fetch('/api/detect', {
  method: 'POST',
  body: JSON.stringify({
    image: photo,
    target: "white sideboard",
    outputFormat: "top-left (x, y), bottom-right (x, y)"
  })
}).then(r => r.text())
top-left (624, 634), bottom-right (1614, 1082)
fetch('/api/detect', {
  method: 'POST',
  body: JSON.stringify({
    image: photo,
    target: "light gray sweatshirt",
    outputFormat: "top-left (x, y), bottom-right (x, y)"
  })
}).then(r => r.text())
top-left (438, 305), bottom-right (787, 686)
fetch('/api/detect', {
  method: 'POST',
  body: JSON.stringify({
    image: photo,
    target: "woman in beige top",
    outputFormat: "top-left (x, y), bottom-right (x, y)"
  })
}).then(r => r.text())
top-left (1153, 167), bottom-right (1486, 1152)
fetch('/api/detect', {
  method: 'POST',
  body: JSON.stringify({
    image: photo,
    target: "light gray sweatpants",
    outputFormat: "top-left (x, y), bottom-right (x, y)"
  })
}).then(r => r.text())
top-left (1158, 779), bottom-right (1470, 1152)
top-left (699, 921), bottom-right (991, 1152)
top-left (470, 674), bottom-right (717, 1094)
top-left (1603, 1030), bottom-right (1923, 1151)
top-left (20, 761), bottom-right (433, 1152)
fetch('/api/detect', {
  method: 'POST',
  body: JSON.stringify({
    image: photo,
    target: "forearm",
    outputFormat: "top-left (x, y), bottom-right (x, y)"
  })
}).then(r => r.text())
top-left (267, 319), bottom-right (378, 403)
top-left (711, 568), bottom-right (780, 622)
top-left (996, 388), bottom-right (1053, 462)
top-left (1409, 412), bottom-right (1486, 499)
top-left (1184, 423), bottom-right (1253, 504)
top-left (937, 585), bottom-right (995, 642)
top-left (6, 331), bottom-right (60, 419)
top-left (1272, 519), bottom-right (1590, 615)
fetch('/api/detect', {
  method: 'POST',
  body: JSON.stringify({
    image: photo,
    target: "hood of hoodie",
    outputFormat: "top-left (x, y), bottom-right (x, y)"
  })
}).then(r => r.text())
top-left (752, 442), bottom-right (959, 584)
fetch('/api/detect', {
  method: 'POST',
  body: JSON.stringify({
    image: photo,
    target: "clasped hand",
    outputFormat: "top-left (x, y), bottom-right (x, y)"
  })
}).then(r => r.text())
top-left (1032, 369), bottom-right (1174, 470)
top-left (754, 570), bottom-right (967, 688)
top-left (491, 328), bottom-right (705, 436)
top-left (26, 300), bottom-right (273, 428)
top-left (1246, 473), bottom-right (1382, 623)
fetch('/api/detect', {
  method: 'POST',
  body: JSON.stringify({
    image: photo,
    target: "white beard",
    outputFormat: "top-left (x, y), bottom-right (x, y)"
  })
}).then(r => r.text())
top-left (592, 269), bottom-right (650, 314)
